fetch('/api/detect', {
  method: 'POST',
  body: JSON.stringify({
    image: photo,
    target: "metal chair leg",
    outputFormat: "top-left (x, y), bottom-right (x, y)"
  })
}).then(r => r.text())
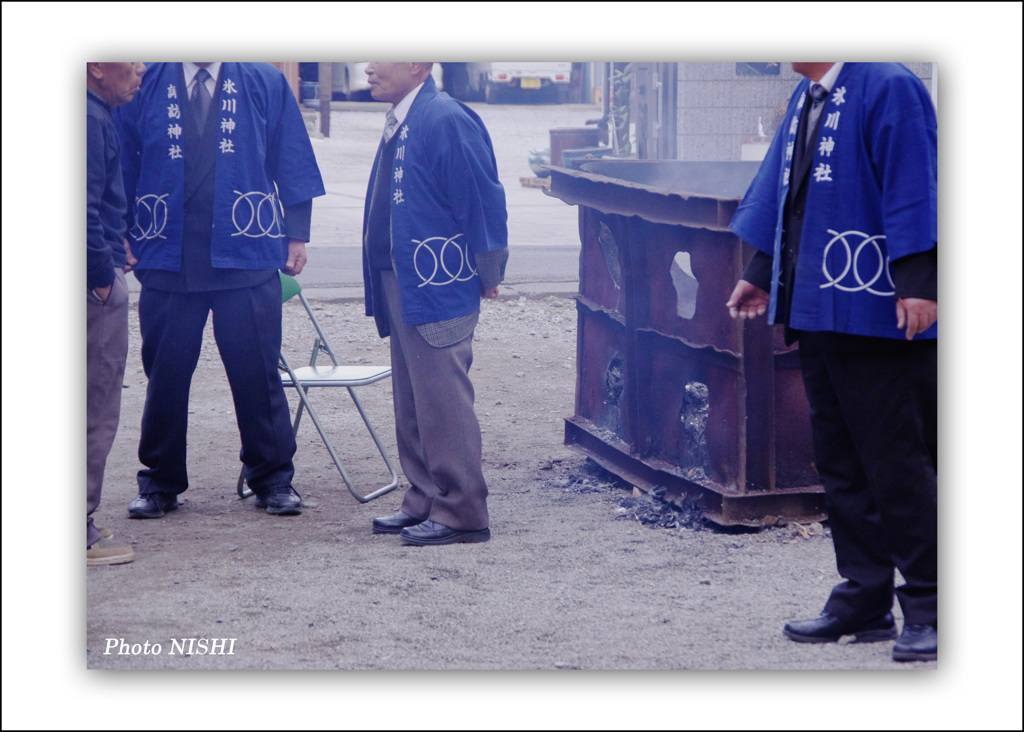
top-left (236, 468), bottom-right (252, 499)
top-left (254, 352), bottom-right (399, 503)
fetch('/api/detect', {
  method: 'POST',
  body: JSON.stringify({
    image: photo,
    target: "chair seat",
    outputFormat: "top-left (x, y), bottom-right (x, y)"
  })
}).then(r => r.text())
top-left (282, 364), bottom-right (392, 388)
top-left (239, 276), bottom-right (399, 503)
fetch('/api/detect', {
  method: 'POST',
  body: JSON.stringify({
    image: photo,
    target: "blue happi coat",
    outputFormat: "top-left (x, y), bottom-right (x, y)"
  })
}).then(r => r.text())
top-left (730, 63), bottom-right (937, 340)
top-left (116, 63), bottom-right (325, 271)
top-left (362, 76), bottom-right (508, 326)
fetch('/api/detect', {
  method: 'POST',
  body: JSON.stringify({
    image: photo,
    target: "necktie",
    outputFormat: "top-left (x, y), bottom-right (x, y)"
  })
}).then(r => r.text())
top-left (804, 83), bottom-right (828, 148)
top-left (191, 68), bottom-right (212, 130)
top-left (383, 108), bottom-right (398, 142)
top-left (794, 83), bottom-right (828, 170)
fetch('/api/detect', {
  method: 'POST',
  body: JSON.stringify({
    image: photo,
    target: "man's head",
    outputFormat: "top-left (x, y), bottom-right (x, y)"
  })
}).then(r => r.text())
top-left (87, 62), bottom-right (147, 108)
top-left (791, 63), bottom-right (834, 82)
top-left (365, 63), bottom-right (433, 105)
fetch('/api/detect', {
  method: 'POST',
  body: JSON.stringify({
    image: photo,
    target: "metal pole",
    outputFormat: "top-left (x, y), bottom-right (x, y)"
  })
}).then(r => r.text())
top-left (318, 62), bottom-right (332, 138)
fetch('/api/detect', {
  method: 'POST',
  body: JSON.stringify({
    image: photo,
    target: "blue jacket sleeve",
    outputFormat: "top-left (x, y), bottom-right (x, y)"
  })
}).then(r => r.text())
top-left (729, 109), bottom-right (791, 255)
top-left (867, 70), bottom-right (938, 261)
top-left (264, 68), bottom-right (325, 207)
top-left (431, 110), bottom-right (508, 258)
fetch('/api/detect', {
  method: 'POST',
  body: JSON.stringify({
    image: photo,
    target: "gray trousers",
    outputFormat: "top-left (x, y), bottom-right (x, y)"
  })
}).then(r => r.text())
top-left (380, 271), bottom-right (489, 530)
top-left (87, 269), bottom-right (129, 547)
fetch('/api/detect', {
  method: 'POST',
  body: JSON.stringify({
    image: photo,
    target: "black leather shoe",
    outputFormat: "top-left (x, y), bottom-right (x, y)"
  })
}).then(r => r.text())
top-left (254, 487), bottom-right (303, 516)
top-left (372, 511), bottom-right (424, 535)
top-left (400, 519), bottom-right (490, 546)
top-left (892, 624), bottom-right (937, 662)
top-left (783, 612), bottom-right (898, 644)
top-left (127, 492), bottom-right (180, 519)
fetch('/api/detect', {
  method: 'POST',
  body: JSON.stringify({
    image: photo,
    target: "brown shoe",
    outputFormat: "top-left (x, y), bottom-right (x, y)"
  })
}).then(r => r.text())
top-left (87, 538), bottom-right (135, 566)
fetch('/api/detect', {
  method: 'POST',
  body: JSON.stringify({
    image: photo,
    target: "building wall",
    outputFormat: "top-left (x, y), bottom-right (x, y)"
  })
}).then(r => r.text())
top-left (675, 62), bottom-right (934, 161)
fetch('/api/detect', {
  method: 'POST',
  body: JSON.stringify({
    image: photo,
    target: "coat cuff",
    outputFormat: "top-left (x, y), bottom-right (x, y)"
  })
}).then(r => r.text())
top-left (475, 247), bottom-right (509, 290)
top-left (890, 248), bottom-right (937, 301)
top-left (741, 249), bottom-right (774, 293)
top-left (283, 199), bottom-right (313, 242)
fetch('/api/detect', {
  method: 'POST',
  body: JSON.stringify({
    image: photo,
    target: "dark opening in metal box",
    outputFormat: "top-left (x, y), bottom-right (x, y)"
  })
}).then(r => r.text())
top-left (546, 159), bottom-right (824, 526)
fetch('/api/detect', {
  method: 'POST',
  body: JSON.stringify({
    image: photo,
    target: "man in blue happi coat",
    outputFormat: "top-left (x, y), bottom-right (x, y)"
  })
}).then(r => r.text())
top-left (116, 63), bottom-right (325, 518)
top-left (360, 63), bottom-right (508, 546)
top-left (727, 63), bottom-right (937, 662)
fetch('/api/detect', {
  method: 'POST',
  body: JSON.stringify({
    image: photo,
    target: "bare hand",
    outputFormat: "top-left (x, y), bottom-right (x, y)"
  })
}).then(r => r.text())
top-left (282, 240), bottom-right (307, 276)
top-left (896, 298), bottom-right (937, 340)
top-left (481, 285), bottom-right (499, 300)
top-left (94, 285), bottom-right (112, 302)
top-left (726, 280), bottom-right (770, 320)
top-left (124, 238), bottom-right (138, 273)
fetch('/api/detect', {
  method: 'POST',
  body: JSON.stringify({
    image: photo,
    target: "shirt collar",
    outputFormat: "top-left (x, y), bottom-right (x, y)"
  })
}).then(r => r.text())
top-left (815, 63), bottom-right (844, 93)
top-left (391, 81), bottom-right (426, 126)
top-left (183, 62), bottom-right (221, 89)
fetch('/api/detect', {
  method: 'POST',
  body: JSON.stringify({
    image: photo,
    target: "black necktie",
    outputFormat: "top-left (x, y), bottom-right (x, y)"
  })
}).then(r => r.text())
top-left (795, 83), bottom-right (828, 170)
top-left (191, 68), bottom-right (212, 130)
top-left (804, 83), bottom-right (828, 147)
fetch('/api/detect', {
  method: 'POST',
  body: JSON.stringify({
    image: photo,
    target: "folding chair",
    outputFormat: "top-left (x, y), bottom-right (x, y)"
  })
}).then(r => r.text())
top-left (237, 273), bottom-right (398, 503)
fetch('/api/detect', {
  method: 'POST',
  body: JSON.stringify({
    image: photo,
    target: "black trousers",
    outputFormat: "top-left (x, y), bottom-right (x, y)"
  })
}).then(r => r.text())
top-left (136, 276), bottom-right (296, 497)
top-left (799, 336), bottom-right (937, 627)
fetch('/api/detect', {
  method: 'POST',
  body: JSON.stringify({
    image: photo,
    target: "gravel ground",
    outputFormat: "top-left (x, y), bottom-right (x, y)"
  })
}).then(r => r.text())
top-left (84, 294), bottom-right (934, 673)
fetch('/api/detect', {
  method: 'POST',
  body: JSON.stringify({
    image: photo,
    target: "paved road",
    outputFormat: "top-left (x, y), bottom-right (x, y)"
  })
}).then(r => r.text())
top-left (298, 242), bottom-right (582, 295)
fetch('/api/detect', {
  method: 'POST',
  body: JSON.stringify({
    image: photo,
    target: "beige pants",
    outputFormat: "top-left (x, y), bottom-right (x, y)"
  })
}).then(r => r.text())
top-left (87, 268), bottom-right (129, 547)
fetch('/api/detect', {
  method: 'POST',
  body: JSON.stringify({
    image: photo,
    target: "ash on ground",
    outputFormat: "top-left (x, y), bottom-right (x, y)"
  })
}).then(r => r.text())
top-left (550, 457), bottom-right (709, 532)
top-left (548, 456), bottom-right (829, 541)
top-left (616, 485), bottom-right (710, 532)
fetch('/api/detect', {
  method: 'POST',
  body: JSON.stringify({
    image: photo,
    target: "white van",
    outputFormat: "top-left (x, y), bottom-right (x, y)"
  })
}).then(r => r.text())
top-left (462, 62), bottom-right (572, 103)
top-left (331, 63), bottom-right (443, 100)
